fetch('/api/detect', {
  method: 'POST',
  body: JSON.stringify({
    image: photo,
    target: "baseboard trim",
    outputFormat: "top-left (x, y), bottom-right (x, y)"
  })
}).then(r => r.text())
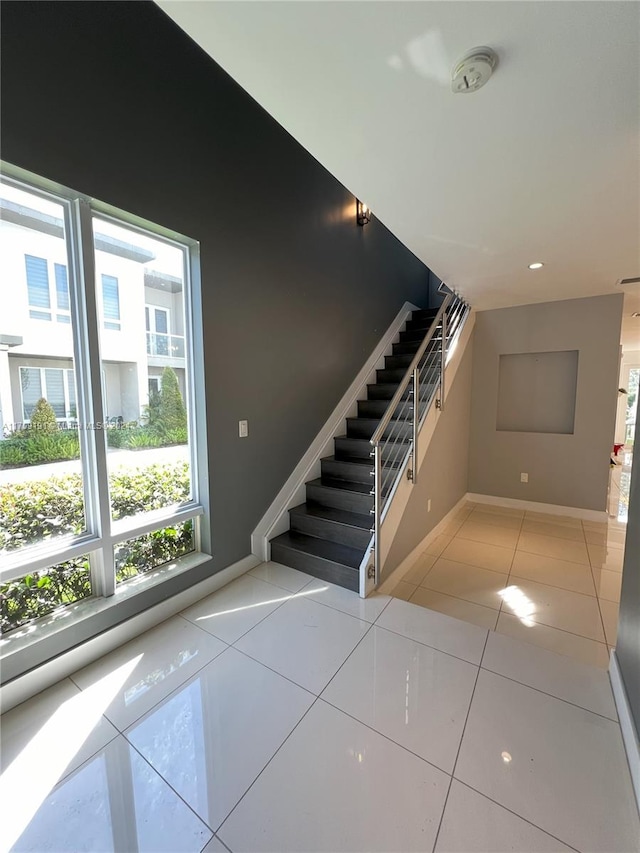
top-left (0, 553), bottom-right (260, 714)
top-left (466, 493), bottom-right (608, 523)
top-left (609, 650), bottom-right (640, 815)
top-left (251, 300), bottom-right (420, 562)
top-left (378, 494), bottom-right (470, 595)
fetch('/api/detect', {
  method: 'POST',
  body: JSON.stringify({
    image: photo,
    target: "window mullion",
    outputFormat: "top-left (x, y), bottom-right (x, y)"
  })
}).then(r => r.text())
top-left (67, 197), bottom-right (115, 597)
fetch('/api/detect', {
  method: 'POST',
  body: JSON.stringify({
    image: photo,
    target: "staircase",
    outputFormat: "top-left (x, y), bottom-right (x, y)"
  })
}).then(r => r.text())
top-left (270, 306), bottom-right (442, 591)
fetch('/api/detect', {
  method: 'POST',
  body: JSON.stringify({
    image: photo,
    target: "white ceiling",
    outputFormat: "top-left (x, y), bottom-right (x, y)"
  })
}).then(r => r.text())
top-left (158, 0), bottom-right (640, 347)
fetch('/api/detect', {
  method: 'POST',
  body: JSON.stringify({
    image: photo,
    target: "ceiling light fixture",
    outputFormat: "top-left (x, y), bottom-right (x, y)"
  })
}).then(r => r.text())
top-left (451, 47), bottom-right (498, 94)
top-left (356, 200), bottom-right (371, 226)
top-left (528, 262), bottom-right (544, 270)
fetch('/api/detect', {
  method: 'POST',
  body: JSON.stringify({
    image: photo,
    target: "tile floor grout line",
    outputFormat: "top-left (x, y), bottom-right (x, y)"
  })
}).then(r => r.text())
top-left (317, 695), bottom-right (458, 779)
top-left (93, 638), bottom-right (231, 734)
top-left (430, 629), bottom-right (490, 853)
top-left (496, 612), bottom-right (610, 648)
top-left (229, 644), bottom-right (323, 699)
top-left (449, 778), bottom-right (582, 853)
top-left (240, 570), bottom-right (391, 627)
top-left (373, 621), bottom-right (487, 668)
top-left (498, 510), bottom-right (525, 619)
top-left (215, 695), bottom-right (323, 843)
top-left (410, 584), bottom-right (501, 620)
top-left (409, 581), bottom-right (503, 622)
top-left (125, 734), bottom-right (218, 837)
top-left (515, 546), bottom-right (591, 568)
top-left (478, 662), bottom-right (619, 723)
top-left (215, 602), bottom-right (389, 849)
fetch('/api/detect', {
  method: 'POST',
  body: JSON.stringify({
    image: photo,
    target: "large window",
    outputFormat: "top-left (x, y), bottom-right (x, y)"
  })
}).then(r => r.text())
top-left (0, 170), bottom-right (206, 638)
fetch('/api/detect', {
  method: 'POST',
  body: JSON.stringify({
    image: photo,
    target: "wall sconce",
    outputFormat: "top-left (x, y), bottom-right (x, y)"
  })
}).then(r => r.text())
top-left (356, 200), bottom-right (371, 226)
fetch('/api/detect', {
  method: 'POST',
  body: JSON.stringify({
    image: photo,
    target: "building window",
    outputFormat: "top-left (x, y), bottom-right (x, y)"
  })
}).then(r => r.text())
top-left (101, 274), bottom-right (121, 330)
top-left (148, 375), bottom-right (161, 397)
top-left (24, 255), bottom-right (71, 324)
top-left (25, 254), bottom-right (51, 321)
top-left (20, 366), bottom-right (76, 421)
top-left (0, 169), bottom-right (207, 647)
top-left (146, 305), bottom-right (171, 356)
top-left (54, 262), bottom-right (71, 323)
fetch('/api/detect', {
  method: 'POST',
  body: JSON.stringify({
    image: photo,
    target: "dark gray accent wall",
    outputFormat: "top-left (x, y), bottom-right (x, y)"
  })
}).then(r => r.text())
top-left (617, 415), bottom-right (640, 736)
top-left (0, 1), bottom-right (431, 578)
top-left (468, 295), bottom-right (623, 511)
top-left (384, 332), bottom-right (473, 574)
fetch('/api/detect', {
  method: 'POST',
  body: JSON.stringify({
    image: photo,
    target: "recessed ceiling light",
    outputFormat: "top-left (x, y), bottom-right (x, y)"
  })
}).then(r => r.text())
top-left (528, 262), bottom-right (544, 270)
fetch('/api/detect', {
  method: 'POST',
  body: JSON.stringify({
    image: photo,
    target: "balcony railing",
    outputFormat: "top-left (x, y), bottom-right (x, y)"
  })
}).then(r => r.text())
top-left (146, 333), bottom-right (185, 359)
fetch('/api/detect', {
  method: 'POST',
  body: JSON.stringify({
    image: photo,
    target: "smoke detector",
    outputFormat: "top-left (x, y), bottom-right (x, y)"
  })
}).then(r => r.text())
top-left (452, 47), bottom-right (498, 93)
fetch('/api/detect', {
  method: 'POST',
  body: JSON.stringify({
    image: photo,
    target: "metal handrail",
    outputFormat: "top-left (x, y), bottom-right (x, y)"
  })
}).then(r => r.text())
top-left (370, 293), bottom-right (453, 446)
top-left (368, 289), bottom-right (470, 586)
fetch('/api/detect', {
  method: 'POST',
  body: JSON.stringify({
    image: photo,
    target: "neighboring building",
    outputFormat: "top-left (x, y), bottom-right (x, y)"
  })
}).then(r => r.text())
top-left (0, 188), bottom-right (187, 434)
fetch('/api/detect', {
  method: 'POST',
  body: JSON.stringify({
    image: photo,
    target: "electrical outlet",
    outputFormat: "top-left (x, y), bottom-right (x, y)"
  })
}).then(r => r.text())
top-left (520, 472), bottom-right (528, 483)
top-left (427, 499), bottom-right (432, 512)
top-left (239, 420), bottom-right (248, 438)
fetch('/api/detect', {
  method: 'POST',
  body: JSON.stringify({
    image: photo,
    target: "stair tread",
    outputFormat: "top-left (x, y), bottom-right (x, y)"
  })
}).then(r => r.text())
top-left (271, 530), bottom-right (363, 569)
top-left (309, 476), bottom-right (372, 495)
top-left (290, 503), bottom-right (371, 530)
top-left (324, 454), bottom-right (403, 470)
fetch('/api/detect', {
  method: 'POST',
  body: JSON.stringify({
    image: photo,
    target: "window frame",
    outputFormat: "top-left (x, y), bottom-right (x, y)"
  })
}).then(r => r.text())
top-left (1, 164), bottom-right (210, 619)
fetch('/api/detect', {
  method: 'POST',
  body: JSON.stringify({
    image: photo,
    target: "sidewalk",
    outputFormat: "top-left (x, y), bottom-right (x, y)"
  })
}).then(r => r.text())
top-left (0, 444), bottom-right (189, 486)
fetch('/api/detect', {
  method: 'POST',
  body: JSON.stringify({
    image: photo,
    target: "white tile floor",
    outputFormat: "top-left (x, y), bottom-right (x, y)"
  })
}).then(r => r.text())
top-left (1, 562), bottom-right (639, 852)
top-left (390, 453), bottom-right (632, 670)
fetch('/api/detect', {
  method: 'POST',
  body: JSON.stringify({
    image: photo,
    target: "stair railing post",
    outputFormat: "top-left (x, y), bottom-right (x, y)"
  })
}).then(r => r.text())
top-left (412, 366), bottom-right (420, 486)
top-left (374, 442), bottom-right (381, 586)
top-left (440, 312), bottom-right (447, 412)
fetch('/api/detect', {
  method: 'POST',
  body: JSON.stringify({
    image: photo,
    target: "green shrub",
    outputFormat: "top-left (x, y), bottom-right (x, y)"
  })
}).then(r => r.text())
top-left (164, 427), bottom-right (188, 445)
top-left (115, 520), bottom-right (194, 583)
top-left (0, 444), bottom-right (26, 467)
top-left (110, 462), bottom-right (190, 520)
top-left (0, 473), bottom-right (84, 551)
top-left (126, 430), bottom-right (159, 449)
top-left (0, 430), bottom-right (80, 468)
top-left (105, 426), bottom-right (127, 449)
top-left (0, 462), bottom-right (190, 552)
top-left (30, 397), bottom-right (58, 433)
top-left (0, 557), bottom-right (92, 634)
top-left (0, 462), bottom-right (192, 633)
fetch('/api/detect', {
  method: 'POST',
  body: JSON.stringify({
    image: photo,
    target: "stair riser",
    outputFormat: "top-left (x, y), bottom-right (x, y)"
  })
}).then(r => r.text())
top-left (410, 310), bottom-right (439, 322)
top-left (392, 342), bottom-right (421, 356)
top-left (377, 368), bottom-right (411, 384)
top-left (290, 512), bottom-right (371, 550)
top-left (399, 329), bottom-right (444, 344)
top-left (358, 399), bottom-right (417, 419)
top-left (270, 542), bottom-right (359, 592)
top-left (385, 355), bottom-right (414, 370)
top-left (347, 421), bottom-right (413, 441)
top-left (334, 437), bottom-right (373, 462)
top-left (405, 318), bottom-right (436, 332)
top-left (367, 384), bottom-right (412, 401)
top-left (321, 457), bottom-right (373, 485)
top-left (307, 483), bottom-right (373, 514)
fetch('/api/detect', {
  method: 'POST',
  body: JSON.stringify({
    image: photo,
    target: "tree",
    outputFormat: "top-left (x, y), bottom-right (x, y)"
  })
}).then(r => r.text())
top-left (146, 367), bottom-right (187, 437)
top-left (159, 367), bottom-right (187, 432)
top-left (29, 398), bottom-right (58, 433)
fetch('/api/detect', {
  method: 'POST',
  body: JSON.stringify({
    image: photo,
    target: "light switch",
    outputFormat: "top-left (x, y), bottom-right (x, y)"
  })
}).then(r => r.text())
top-left (239, 420), bottom-right (248, 438)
